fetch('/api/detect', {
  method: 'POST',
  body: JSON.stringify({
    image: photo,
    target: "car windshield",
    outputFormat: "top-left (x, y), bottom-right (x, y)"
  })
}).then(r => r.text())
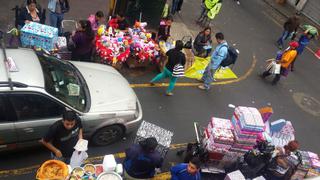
top-left (37, 53), bottom-right (89, 112)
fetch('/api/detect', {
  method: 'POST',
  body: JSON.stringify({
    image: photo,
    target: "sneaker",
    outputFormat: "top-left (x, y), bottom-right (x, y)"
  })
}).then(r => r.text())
top-left (166, 92), bottom-right (173, 96)
top-left (237, 1), bottom-right (240, 5)
top-left (198, 85), bottom-right (209, 90)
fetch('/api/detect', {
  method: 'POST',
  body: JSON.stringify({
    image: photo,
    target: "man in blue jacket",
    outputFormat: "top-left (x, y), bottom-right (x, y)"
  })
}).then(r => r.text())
top-left (198, 32), bottom-right (228, 90)
top-left (170, 157), bottom-right (201, 180)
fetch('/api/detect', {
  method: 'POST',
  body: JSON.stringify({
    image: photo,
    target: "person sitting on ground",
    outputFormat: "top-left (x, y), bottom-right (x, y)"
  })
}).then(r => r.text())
top-left (41, 111), bottom-right (83, 164)
top-left (88, 11), bottom-right (105, 32)
top-left (123, 137), bottom-right (163, 179)
top-left (18, 0), bottom-right (43, 27)
top-left (158, 16), bottom-right (173, 41)
top-left (193, 27), bottom-right (213, 57)
top-left (170, 157), bottom-right (201, 180)
top-left (70, 20), bottom-right (95, 62)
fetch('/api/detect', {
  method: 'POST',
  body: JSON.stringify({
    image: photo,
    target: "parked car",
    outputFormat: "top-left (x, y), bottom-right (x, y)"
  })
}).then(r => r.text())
top-left (0, 48), bottom-right (142, 151)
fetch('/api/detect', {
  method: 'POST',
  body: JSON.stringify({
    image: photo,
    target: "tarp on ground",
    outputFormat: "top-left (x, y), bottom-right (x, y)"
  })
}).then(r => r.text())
top-left (185, 56), bottom-right (238, 80)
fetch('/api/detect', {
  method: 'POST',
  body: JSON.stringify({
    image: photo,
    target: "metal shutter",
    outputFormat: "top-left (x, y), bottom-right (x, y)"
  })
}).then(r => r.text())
top-left (302, 0), bottom-right (320, 25)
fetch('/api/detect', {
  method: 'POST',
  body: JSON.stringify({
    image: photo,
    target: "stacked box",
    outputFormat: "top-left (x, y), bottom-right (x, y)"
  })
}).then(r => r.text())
top-left (20, 22), bottom-right (58, 51)
top-left (230, 106), bottom-right (265, 153)
top-left (204, 118), bottom-right (234, 155)
top-left (270, 120), bottom-right (295, 147)
top-left (134, 121), bottom-right (173, 158)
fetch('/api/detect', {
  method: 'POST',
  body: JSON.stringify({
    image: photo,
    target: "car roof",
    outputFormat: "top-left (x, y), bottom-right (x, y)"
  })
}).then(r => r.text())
top-left (0, 48), bottom-right (45, 88)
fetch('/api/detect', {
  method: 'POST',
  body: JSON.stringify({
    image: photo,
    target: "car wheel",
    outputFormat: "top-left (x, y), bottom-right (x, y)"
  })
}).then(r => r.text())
top-left (91, 125), bottom-right (124, 146)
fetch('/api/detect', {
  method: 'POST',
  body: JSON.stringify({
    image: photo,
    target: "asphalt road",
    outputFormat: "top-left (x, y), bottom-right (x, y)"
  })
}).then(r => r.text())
top-left (1, 0), bottom-right (320, 179)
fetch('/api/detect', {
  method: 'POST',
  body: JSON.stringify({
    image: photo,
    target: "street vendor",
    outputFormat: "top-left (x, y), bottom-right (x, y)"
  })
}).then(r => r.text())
top-left (170, 157), bottom-right (201, 180)
top-left (18, 0), bottom-right (44, 27)
top-left (70, 20), bottom-right (95, 62)
top-left (265, 140), bottom-right (301, 180)
top-left (116, 13), bottom-right (130, 31)
top-left (158, 16), bottom-right (173, 41)
top-left (123, 137), bottom-right (163, 179)
top-left (40, 111), bottom-right (83, 164)
top-left (193, 27), bottom-right (213, 57)
top-left (88, 10), bottom-right (105, 32)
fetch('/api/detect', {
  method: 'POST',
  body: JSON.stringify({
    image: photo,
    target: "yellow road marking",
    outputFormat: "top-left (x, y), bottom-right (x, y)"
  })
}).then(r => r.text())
top-left (130, 55), bottom-right (257, 88)
top-left (0, 143), bottom-right (188, 177)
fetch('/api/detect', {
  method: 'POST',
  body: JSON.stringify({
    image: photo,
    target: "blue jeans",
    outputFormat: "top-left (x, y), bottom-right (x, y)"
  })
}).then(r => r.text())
top-left (277, 30), bottom-right (291, 47)
top-left (201, 63), bottom-right (217, 89)
top-left (171, 0), bottom-right (179, 14)
top-left (151, 67), bottom-right (178, 93)
top-left (49, 11), bottom-right (64, 35)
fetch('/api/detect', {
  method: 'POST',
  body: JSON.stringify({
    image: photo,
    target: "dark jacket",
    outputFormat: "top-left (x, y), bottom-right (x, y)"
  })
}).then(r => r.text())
top-left (158, 24), bottom-right (171, 41)
top-left (123, 144), bottom-right (163, 179)
top-left (165, 48), bottom-right (186, 72)
top-left (283, 17), bottom-right (300, 33)
top-left (18, 7), bottom-right (43, 27)
top-left (71, 31), bottom-right (94, 60)
top-left (193, 32), bottom-right (212, 52)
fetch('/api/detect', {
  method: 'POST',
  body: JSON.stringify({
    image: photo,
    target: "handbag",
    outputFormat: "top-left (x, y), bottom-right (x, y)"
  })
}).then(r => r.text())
top-left (172, 64), bottom-right (185, 77)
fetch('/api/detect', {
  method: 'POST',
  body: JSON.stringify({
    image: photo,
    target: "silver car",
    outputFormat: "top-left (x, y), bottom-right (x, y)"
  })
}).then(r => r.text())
top-left (0, 48), bottom-right (142, 151)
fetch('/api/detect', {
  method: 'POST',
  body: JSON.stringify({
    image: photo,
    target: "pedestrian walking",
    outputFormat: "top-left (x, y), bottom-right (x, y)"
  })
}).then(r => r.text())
top-left (276, 15), bottom-right (300, 49)
top-left (48, 0), bottom-right (70, 35)
top-left (18, 0), bottom-right (44, 27)
top-left (70, 20), bottom-right (95, 62)
top-left (193, 27), bottom-right (213, 57)
top-left (196, 0), bottom-right (222, 26)
top-left (261, 41), bottom-right (299, 85)
top-left (177, 0), bottom-right (184, 13)
top-left (171, 0), bottom-right (183, 15)
top-left (123, 137), bottom-right (163, 180)
top-left (88, 11), bottom-right (104, 33)
top-left (170, 157), bottom-right (201, 180)
top-left (291, 29), bottom-right (316, 71)
top-left (41, 111), bottom-right (83, 164)
top-left (150, 40), bottom-right (186, 96)
top-left (198, 32), bottom-right (228, 90)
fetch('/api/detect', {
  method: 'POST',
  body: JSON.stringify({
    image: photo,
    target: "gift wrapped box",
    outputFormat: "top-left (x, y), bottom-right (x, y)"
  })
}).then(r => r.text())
top-left (224, 170), bottom-right (245, 180)
top-left (211, 128), bottom-right (234, 145)
top-left (233, 106), bottom-right (265, 132)
top-left (208, 117), bottom-right (234, 130)
top-left (270, 119), bottom-right (286, 133)
top-left (20, 22), bottom-right (58, 51)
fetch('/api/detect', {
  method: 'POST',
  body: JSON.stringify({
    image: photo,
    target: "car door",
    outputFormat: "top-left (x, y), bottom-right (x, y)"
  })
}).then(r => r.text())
top-left (0, 94), bottom-right (18, 150)
top-left (8, 92), bottom-right (65, 143)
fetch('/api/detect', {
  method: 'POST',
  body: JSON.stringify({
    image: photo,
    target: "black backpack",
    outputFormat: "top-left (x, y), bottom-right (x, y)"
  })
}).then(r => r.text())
top-left (220, 46), bottom-right (239, 67)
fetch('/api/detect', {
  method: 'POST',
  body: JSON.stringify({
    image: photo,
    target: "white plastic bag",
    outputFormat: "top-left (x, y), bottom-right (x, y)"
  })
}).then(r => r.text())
top-left (70, 150), bottom-right (88, 168)
top-left (271, 63), bottom-right (281, 74)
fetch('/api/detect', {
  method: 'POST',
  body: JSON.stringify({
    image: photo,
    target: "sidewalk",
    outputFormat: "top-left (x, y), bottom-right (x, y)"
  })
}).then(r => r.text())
top-left (262, 0), bottom-right (320, 50)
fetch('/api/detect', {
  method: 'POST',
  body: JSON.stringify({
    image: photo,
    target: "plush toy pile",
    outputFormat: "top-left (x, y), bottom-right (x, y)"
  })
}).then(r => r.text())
top-left (128, 22), bottom-right (159, 62)
top-left (95, 22), bottom-right (159, 64)
top-left (95, 25), bottom-right (131, 64)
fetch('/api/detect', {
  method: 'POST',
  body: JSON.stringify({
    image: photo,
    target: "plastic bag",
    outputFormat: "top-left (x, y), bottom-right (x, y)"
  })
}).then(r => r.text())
top-left (70, 150), bottom-right (88, 168)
